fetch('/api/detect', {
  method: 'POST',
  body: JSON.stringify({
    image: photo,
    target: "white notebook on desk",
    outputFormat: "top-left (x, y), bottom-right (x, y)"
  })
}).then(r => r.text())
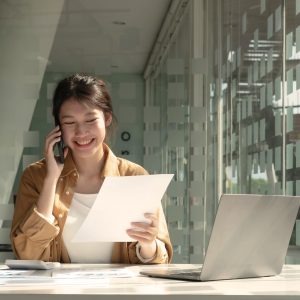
top-left (72, 174), bottom-right (173, 242)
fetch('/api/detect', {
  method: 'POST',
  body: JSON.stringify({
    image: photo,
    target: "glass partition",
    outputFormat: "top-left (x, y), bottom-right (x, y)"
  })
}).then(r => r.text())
top-left (145, 0), bottom-right (300, 263)
top-left (209, 0), bottom-right (300, 260)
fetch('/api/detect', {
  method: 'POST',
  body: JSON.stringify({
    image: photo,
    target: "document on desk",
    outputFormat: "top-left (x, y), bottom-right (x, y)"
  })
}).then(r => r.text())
top-left (0, 269), bottom-right (53, 285)
top-left (72, 174), bottom-right (174, 242)
top-left (52, 268), bottom-right (137, 279)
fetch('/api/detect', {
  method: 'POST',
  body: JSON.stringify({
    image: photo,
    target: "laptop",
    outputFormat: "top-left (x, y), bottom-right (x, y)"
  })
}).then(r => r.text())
top-left (140, 194), bottom-right (300, 281)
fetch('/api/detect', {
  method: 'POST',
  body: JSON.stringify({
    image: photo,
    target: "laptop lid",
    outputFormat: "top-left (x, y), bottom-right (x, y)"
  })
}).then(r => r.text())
top-left (140, 194), bottom-right (300, 282)
top-left (200, 194), bottom-right (300, 281)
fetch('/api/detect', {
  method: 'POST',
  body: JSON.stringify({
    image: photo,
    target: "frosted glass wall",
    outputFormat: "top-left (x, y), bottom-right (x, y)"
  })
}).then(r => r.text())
top-left (214, 0), bottom-right (300, 258)
top-left (145, 0), bottom-right (300, 263)
top-left (144, 1), bottom-right (211, 263)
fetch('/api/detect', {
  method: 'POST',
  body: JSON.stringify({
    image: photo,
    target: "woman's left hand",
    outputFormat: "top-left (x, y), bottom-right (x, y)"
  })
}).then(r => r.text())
top-left (127, 212), bottom-right (159, 258)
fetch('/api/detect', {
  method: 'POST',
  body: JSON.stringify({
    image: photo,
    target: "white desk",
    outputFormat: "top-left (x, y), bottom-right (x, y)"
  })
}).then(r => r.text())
top-left (0, 264), bottom-right (300, 299)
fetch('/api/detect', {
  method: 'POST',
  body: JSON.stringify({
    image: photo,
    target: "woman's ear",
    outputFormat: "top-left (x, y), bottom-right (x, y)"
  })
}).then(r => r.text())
top-left (105, 113), bottom-right (112, 127)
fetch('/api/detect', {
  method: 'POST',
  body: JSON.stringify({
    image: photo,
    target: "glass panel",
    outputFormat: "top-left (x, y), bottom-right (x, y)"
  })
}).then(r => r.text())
top-left (220, 0), bottom-right (283, 195)
top-left (145, 0), bottom-right (300, 264)
top-left (144, 3), bottom-right (193, 263)
top-left (285, 0), bottom-right (300, 252)
top-left (145, 0), bottom-right (300, 263)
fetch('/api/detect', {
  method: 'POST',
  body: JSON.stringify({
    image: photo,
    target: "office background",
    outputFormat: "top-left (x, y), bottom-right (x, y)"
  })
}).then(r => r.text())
top-left (0, 0), bottom-right (300, 264)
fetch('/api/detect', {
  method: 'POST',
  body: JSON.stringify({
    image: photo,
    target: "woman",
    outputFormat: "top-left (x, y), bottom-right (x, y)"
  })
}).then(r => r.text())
top-left (10, 74), bottom-right (172, 263)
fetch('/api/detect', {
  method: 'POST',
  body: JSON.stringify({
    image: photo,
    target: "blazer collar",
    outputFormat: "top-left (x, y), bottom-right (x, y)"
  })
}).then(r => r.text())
top-left (101, 144), bottom-right (120, 177)
top-left (60, 143), bottom-right (120, 178)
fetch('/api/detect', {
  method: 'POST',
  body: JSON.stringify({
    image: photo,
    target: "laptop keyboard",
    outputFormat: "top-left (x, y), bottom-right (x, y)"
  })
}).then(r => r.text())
top-left (176, 271), bottom-right (201, 276)
top-left (173, 267), bottom-right (202, 276)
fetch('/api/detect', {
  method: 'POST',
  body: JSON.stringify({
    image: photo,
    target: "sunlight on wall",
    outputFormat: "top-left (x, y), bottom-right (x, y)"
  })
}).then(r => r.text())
top-left (0, 0), bottom-right (64, 205)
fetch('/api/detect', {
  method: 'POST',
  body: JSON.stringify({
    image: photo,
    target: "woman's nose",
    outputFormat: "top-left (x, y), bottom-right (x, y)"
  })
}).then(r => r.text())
top-left (74, 123), bottom-right (87, 135)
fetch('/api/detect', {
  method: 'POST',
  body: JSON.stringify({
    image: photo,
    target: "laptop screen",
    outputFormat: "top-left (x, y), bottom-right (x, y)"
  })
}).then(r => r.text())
top-left (200, 194), bottom-right (300, 281)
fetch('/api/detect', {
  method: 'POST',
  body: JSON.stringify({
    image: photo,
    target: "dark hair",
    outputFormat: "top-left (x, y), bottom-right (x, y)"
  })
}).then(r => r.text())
top-left (52, 73), bottom-right (114, 123)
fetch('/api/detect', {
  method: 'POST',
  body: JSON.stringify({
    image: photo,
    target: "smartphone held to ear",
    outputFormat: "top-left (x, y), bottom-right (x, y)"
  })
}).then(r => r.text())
top-left (56, 135), bottom-right (64, 164)
top-left (55, 118), bottom-right (65, 164)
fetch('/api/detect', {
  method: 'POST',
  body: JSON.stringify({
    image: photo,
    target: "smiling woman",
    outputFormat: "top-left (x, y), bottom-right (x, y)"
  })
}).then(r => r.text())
top-left (10, 74), bottom-right (173, 264)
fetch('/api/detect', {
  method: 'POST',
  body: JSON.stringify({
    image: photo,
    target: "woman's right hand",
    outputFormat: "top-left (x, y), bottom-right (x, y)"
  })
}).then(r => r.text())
top-left (36, 126), bottom-right (68, 218)
top-left (44, 126), bottom-right (68, 180)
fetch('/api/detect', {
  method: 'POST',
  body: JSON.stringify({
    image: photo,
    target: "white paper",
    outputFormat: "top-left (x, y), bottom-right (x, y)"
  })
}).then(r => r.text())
top-left (52, 268), bottom-right (137, 279)
top-left (73, 174), bottom-right (174, 242)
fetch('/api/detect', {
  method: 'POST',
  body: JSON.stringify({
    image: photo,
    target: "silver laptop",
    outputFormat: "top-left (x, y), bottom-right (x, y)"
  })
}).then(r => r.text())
top-left (140, 194), bottom-right (300, 281)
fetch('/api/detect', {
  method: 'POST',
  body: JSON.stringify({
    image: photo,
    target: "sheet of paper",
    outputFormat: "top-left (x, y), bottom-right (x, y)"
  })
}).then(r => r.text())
top-left (0, 269), bottom-right (36, 277)
top-left (0, 269), bottom-right (53, 285)
top-left (73, 174), bottom-right (174, 242)
top-left (52, 268), bottom-right (137, 279)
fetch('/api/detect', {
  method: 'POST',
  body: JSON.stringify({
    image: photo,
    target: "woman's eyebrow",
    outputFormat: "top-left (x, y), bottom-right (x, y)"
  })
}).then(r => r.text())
top-left (61, 115), bottom-right (74, 119)
top-left (85, 112), bottom-right (98, 116)
top-left (61, 112), bottom-right (98, 119)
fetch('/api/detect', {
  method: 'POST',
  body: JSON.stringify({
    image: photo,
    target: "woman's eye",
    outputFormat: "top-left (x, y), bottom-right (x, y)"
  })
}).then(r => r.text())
top-left (86, 118), bottom-right (97, 123)
top-left (63, 122), bottom-right (75, 125)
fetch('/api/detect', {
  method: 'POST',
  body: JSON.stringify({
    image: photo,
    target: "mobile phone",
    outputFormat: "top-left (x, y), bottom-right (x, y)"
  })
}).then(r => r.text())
top-left (55, 117), bottom-right (65, 164)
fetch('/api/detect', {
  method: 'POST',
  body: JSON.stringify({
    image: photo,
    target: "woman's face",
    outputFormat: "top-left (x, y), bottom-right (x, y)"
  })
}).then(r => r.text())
top-left (59, 98), bottom-right (112, 159)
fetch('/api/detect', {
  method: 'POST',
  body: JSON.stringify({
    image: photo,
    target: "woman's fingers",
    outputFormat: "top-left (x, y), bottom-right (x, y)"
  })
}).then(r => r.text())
top-left (42, 127), bottom-right (66, 179)
top-left (127, 225), bottom-right (157, 236)
top-left (45, 126), bottom-right (61, 143)
top-left (127, 233), bottom-right (153, 244)
top-left (45, 136), bottom-right (62, 158)
top-left (126, 229), bottom-right (154, 244)
top-left (44, 127), bottom-right (62, 157)
top-left (127, 212), bottom-right (159, 243)
top-left (144, 213), bottom-right (158, 227)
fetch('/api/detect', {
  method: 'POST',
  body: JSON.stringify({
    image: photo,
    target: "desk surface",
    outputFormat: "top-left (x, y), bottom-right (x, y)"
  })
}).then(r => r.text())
top-left (0, 264), bottom-right (300, 299)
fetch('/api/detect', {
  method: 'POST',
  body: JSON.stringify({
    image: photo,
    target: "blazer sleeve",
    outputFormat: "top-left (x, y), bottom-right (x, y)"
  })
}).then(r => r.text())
top-left (10, 167), bottom-right (60, 260)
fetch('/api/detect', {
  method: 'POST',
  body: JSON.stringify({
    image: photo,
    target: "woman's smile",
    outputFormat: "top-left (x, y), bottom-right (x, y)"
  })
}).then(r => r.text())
top-left (73, 138), bottom-right (95, 147)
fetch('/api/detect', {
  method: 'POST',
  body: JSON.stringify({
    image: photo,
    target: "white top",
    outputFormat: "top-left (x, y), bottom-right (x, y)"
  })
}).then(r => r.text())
top-left (61, 193), bottom-right (155, 263)
top-left (62, 192), bottom-right (114, 263)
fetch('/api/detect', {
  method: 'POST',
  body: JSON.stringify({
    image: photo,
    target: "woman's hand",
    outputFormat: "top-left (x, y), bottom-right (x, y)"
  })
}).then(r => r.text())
top-left (44, 126), bottom-right (68, 180)
top-left (127, 212), bottom-right (159, 259)
top-left (36, 126), bottom-right (68, 218)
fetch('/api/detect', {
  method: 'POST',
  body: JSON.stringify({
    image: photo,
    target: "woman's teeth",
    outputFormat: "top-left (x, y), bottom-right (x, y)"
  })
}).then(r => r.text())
top-left (76, 139), bottom-right (93, 145)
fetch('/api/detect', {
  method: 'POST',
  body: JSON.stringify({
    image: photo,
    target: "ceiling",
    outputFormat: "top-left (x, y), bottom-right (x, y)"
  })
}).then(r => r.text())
top-left (47, 0), bottom-right (171, 74)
